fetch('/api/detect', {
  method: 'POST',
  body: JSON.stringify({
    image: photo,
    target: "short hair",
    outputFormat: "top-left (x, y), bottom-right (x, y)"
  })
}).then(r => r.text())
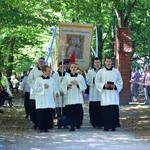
top-left (38, 57), bottom-right (45, 61)
top-left (64, 59), bottom-right (70, 64)
top-left (23, 71), bottom-right (27, 74)
top-left (42, 65), bottom-right (50, 72)
top-left (58, 61), bottom-right (62, 66)
top-left (93, 57), bottom-right (100, 62)
top-left (105, 56), bottom-right (112, 61)
top-left (70, 62), bottom-right (77, 66)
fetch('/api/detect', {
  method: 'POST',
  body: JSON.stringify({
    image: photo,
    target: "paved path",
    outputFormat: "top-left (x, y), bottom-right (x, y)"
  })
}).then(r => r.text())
top-left (0, 101), bottom-right (150, 150)
top-left (0, 122), bottom-right (150, 150)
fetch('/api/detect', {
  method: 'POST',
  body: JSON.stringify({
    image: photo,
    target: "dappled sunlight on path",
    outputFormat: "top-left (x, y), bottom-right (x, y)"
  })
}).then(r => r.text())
top-left (0, 96), bottom-right (150, 150)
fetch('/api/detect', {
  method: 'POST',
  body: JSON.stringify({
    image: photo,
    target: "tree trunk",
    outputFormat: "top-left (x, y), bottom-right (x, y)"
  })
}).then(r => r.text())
top-left (7, 36), bottom-right (15, 77)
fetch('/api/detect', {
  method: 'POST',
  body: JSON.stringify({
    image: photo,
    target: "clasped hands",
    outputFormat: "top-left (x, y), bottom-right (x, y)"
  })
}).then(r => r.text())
top-left (67, 80), bottom-right (78, 89)
top-left (44, 84), bottom-right (59, 98)
top-left (44, 84), bottom-right (49, 89)
top-left (104, 83), bottom-right (115, 89)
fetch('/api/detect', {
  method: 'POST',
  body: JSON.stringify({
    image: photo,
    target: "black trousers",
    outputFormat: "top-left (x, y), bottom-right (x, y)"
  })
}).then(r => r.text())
top-left (101, 105), bottom-right (120, 130)
top-left (0, 90), bottom-right (9, 106)
top-left (36, 108), bottom-right (54, 131)
top-left (47, 108), bottom-right (54, 129)
top-left (89, 101), bottom-right (103, 128)
top-left (24, 92), bottom-right (30, 116)
top-left (65, 104), bottom-right (83, 129)
top-left (29, 100), bottom-right (38, 127)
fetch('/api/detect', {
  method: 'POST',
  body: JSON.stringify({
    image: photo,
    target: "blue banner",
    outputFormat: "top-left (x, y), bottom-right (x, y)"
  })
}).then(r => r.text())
top-left (45, 25), bottom-right (57, 64)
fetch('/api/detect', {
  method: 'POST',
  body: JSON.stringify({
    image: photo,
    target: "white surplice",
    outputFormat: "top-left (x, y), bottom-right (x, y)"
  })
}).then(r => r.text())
top-left (86, 68), bottom-right (101, 101)
top-left (95, 67), bottom-right (123, 106)
top-left (52, 71), bottom-right (68, 107)
top-left (60, 74), bottom-right (87, 105)
top-left (27, 67), bottom-right (43, 99)
top-left (33, 77), bottom-right (59, 109)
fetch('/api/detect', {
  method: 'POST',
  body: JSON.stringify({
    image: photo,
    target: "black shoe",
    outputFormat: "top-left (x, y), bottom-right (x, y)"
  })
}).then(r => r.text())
top-left (76, 126), bottom-right (80, 129)
top-left (98, 126), bottom-right (103, 129)
top-left (38, 130), bottom-right (42, 133)
top-left (0, 110), bottom-right (4, 113)
top-left (111, 128), bottom-right (116, 131)
top-left (43, 129), bottom-right (49, 132)
top-left (25, 115), bottom-right (29, 119)
top-left (58, 126), bottom-right (62, 129)
top-left (103, 128), bottom-right (109, 131)
top-left (92, 125), bottom-right (97, 128)
top-left (33, 124), bottom-right (38, 129)
top-left (48, 126), bottom-right (53, 129)
top-left (69, 128), bottom-right (75, 132)
top-left (64, 126), bottom-right (69, 129)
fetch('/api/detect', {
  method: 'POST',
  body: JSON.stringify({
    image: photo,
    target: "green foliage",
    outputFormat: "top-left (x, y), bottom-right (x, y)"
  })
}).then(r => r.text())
top-left (0, 0), bottom-right (149, 74)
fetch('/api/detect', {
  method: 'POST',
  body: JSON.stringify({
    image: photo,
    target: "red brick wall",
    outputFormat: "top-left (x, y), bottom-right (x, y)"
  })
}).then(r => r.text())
top-left (114, 28), bottom-right (132, 104)
top-left (119, 52), bottom-right (131, 104)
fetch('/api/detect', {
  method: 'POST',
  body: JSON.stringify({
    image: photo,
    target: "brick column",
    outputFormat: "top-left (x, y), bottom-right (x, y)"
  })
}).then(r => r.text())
top-left (114, 28), bottom-right (132, 105)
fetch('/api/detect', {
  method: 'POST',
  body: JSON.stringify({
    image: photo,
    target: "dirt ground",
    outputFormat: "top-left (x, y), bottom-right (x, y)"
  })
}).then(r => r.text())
top-left (0, 92), bottom-right (150, 150)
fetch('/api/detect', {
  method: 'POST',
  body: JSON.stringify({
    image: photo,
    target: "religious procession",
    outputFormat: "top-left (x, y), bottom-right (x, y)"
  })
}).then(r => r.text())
top-left (1, 1), bottom-right (150, 149)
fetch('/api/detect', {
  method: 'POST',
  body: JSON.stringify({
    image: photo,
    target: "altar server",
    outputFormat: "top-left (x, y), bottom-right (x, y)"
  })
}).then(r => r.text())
top-left (86, 57), bottom-right (103, 128)
top-left (27, 57), bottom-right (45, 129)
top-left (60, 62), bottom-right (87, 131)
top-left (52, 61), bottom-right (68, 123)
top-left (95, 56), bottom-right (123, 131)
top-left (33, 65), bottom-right (59, 132)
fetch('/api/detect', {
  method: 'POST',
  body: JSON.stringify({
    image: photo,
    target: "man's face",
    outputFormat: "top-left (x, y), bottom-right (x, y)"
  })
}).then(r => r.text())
top-left (58, 64), bottom-right (64, 72)
top-left (105, 58), bottom-right (112, 68)
top-left (38, 59), bottom-right (45, 68)
top-left (65, 63), bottom-right (70, 70)
top-left (44, 67), bottom-right (51, 76)
top-left (70, 63), bottom-right (77, 73)
top-left (94, 60), bottom-right (101, 69)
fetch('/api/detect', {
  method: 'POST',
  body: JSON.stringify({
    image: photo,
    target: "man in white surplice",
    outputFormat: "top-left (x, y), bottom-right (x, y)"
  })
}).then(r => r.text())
top-left (27, 57), bottom-right (45, 129)
top-left (52, 61), bottom-right (69, 128)
top-left (60, 62), bottom-right (87, 131)
top-left (86, 57), bottom-right (103, 128)
top-left (95, 56), bottom-right (123, 131)
top-left (33, 65), bottom-right (59, 132)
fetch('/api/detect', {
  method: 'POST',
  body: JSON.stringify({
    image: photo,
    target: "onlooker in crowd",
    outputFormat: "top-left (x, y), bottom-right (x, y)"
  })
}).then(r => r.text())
top-left (145, 65), bottom-right (150, 105)
top-left (20, 68), bottom-right (32, 119)
top-left (0, 71), bottom-right (7, 108)
top-left (86, 57), bottom-right (103, 128)
top-left (33, 65), bottom-right (59, 132)
top-left (0, 71), bottom-right (13, 107)
top-left (141, 66), bottom-right (148, 102)
top-left (11, 73), bottom-right (19, 93)
top-left (27, 57), bottom-right (45, 129)
top-left (3, 72), bottom-right (13, 107)
top-left (130, 67), bottom-right (141, 102)
top-left (20, 71), bottom-right (27, 82)
top-left (95, 56), bottom-right (123, 131)
top-left (60, 62), bottom-right (87, 131)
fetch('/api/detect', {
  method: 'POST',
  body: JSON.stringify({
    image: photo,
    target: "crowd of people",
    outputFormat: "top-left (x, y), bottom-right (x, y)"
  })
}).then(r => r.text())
top-left (1, 56), bottom-right (149, 133)
top-left (130, 66), bottom-right (150, 105)
top-left (16, 56), bottom-right (123, 133)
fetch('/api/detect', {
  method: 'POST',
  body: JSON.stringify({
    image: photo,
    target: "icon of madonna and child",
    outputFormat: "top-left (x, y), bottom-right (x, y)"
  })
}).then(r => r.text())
top-left (65, 34), bottom-right (84, 59)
